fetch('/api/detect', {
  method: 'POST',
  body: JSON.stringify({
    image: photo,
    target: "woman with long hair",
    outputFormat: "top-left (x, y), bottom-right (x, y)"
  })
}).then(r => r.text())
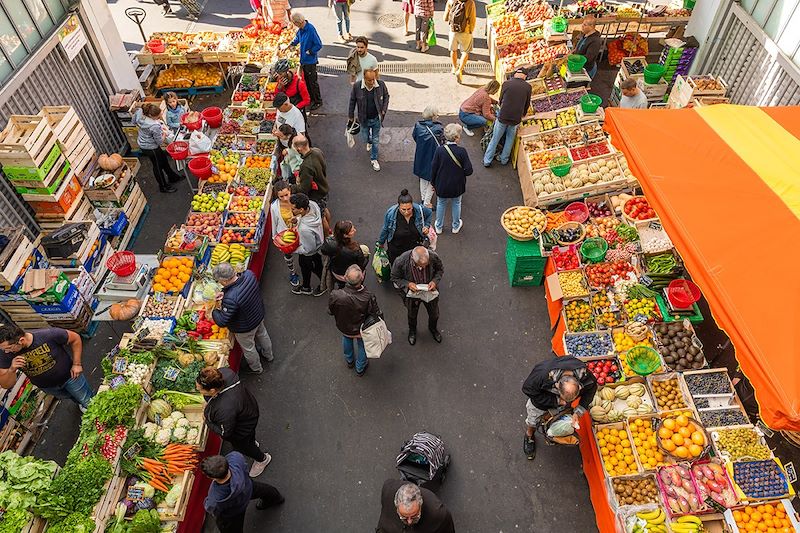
top-left (270, 180), bottom-right (300, 287)
top-left (322, 220), bottom-right (369, 289)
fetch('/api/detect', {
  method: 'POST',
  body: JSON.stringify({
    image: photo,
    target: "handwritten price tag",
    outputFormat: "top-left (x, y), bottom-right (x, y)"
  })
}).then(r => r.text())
top-left (112, 357), bottom-right (129, 375)
top-left (127, 486), bottom-right (145, 502)
top-left (164, 367), bottom-right (180, 382)
top-left (110, 375), bottom-right (126, 390)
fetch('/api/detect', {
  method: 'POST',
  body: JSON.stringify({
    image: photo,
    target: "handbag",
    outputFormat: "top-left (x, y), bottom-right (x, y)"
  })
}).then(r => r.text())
top-left (427, 19), bottom-right (437, 47)
top-left (361, 315), bottom-right (392, 359)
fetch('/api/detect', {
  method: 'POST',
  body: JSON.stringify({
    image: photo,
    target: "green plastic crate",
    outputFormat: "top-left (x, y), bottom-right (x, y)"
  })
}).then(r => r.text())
top-left (508, 268), bottom-right (544, 287)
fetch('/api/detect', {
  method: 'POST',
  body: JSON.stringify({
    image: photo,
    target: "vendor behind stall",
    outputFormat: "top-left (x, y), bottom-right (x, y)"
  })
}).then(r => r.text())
top-left (0, 324), bottom-right (94, 410)
top-left (572, 16), bottom-right (603, 78)
top-left (619, 78), bottom-right (649, 109)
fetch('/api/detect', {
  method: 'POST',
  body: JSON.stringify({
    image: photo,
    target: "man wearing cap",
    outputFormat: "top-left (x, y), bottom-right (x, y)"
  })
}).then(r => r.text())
top-left (482, 67), bottom-right (532, 168)
top-left (273, 92), bottom-right (306, 135)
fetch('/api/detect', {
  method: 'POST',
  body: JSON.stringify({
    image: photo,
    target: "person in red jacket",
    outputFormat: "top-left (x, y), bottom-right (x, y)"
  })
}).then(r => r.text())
top-left (274, 59), bottom-right (310, 112)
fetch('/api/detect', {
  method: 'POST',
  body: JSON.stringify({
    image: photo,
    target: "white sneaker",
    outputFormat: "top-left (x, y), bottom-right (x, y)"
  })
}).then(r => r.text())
top-left (451, 66), bottom-right (458, 74)
top-left (366, 143), bottom-right (372, 152)
top-left (462, 127), bottom-right (474, 137)
top-left (434, 225), bottom-right (443, 234)
top-left (249, 453), bottom-right (272, 477)
top-left (371, 160), bottom-right (380, 171)
top-left (453, 220), bottom-right (463, 233)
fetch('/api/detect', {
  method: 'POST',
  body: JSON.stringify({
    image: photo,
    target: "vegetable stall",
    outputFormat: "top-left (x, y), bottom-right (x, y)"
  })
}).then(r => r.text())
top-left (501, 104), bottom-right (800, 532)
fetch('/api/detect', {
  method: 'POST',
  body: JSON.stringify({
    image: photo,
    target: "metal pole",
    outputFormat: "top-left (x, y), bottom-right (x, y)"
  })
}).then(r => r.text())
top-left (125, 7), bottom-right (148, 43)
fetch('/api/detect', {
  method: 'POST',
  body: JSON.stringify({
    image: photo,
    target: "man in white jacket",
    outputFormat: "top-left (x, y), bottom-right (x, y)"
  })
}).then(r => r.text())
top-left (289, 193), bottom-right (325, 296)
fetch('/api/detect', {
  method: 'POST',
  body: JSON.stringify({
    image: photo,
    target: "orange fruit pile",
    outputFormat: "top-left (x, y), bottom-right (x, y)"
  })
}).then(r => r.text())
top-left (656, 412), bottom-right (706, 459)
top-left (152, 256), bottom-right (193, 293)
top-left (628, 417), bottom-right (666, 469)
top-left (596, 425), bottom-right (637, 476)
top-left (733, 502), bottom-right (794, 533)
top-left (245, 155), bottom-right (271, 168)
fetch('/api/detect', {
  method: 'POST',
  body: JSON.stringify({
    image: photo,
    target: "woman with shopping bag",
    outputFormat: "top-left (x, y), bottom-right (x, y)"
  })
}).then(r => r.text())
top-left (413, 0), bottom-right (435, 52)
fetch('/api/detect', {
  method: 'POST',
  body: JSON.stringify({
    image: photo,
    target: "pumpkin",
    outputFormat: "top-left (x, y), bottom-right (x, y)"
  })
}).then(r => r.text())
top-left (109, 298), bottom-right (141, 320)
top-left (98, 153), bottom-right (124, 171)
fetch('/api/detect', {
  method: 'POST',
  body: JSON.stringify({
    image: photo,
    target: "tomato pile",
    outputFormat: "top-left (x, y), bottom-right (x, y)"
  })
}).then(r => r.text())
top-left (552, 246), bottom-right (580, 271)
top-left (585, 261), bottom-right (635, 288)
top-left (624, 197), bottom-right (656, 220)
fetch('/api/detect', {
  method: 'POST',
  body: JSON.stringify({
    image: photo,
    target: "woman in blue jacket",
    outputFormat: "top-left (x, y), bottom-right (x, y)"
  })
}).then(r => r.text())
top-left (411, 106), bottom-right (444, 209)
top-left (378, 189), bottom-right (432, 265)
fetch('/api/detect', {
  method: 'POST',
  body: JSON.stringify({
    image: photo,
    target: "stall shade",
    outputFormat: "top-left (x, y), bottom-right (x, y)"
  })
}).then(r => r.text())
top-left (603, 105), bottom-right (800, 430)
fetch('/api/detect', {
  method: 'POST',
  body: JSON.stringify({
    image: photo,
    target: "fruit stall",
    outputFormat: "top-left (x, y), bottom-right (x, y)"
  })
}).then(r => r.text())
top-left (501, 104), bottom-right (800, 532)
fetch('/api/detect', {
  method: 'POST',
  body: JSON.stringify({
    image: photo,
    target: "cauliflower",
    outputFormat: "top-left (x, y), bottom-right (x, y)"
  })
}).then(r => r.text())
top-left (169, 411), bottom-right (184, 420)
top-left (186, 427), bottom-right (200, 444)
top-left (172, 426), bottom-right (188, 441)
top-left (155, 428), bottom-right (172, 445)
top-left (160, 417), bottom-right (176, 430)
top-left (143, 422), bottom-right (158, 440)
top-left (175, 417), bottom-right (190, 428)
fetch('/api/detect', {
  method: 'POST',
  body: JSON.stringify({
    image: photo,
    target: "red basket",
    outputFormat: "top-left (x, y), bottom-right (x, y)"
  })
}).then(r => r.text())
top-left (201, 106), bottom-right (223, 128)
top-left (273, 229), bottom-right (300, 254)
top-left (667, 279), bottom-right (701, 308)
top-left (188, 156), bottom-right (213, 179)
top-left (147, 39), bottom-right (165, 53)
top-left (564, 201), bottom-right (589, 223)
top-left (107, 251), bottom-right (137, 277)
top-left (166, 141), bottom-right (189, 160)
top-left (181, 112), bottom-right (203, 131)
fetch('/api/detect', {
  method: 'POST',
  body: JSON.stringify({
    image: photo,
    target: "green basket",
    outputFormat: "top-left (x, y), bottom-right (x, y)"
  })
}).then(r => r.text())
top-left (549, 155), bottom-right (572, 177)
top-left (644, 64), bottom-right (666, 84)
top-left (683, 0), bottom-right (696, 8)
top-left (551, 16), bottom-right (568, 33)
top-left (580, 94), bottom-right (602, 113)
top-left (567, 54), bottom-right (587, 73)
top-left (626, 346), bottom-right (661, 376)
top-left (580, 238), bottom-right (608, 263)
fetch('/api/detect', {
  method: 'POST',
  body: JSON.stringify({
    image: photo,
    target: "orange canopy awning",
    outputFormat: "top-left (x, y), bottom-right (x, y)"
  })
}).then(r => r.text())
top-left (604, 104), bottom-right (800, 431)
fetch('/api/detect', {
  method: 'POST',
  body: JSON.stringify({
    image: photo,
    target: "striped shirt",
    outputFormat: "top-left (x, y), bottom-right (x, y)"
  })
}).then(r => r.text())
top-left (414, 0), bottom-right (434, 18)
top-left (411, 262), bottom-right (432, 285)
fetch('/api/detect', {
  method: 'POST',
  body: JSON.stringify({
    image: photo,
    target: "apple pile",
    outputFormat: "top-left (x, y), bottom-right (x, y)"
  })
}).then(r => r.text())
top-left (586, 358), bottom-right (620, 385)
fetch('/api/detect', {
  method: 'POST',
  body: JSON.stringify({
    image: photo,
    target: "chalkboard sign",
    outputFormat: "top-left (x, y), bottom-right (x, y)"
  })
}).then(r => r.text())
top-left (124, 442), bottom-right (141, 461)
top-left (164, 367), bottom-right (180, 382)
top-left (127, 486), bottom-right (145, 502)
top-left (112, 356), bottom-right (128, 375)
top-left (648, 220), bottom-right (663, 231)
top-left (110, 375), bottom-right (126, 390)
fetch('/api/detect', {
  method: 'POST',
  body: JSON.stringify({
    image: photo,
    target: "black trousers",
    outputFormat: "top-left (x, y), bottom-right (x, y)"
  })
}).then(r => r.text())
top-left (298, 253), bottom-right (323, 289)
top-left (302, 63), bottom-right (322, 105)
top-left (214, 482), bottom-right (283, 533)
top-left (227, 432), bottom-right (266, 463)
top-left (141, 147), bottom-right (182, 189)
top-left (403, 296), bottom-right (439, 331)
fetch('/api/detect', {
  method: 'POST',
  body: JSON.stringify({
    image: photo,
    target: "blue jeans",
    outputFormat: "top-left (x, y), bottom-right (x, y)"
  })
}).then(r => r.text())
top-left (459, 110), bottom-right (487, 130)
top-left (482, 120), bottom-right (518, 166)
top-left (435, 195), bottom-right (462, 231)
top-left (334, 2), bottom-right (351, 35)
top-left (361, 117), bottom-right (381, 161)
top-left (41, 373), bottom-right (95, 409)
top-left (587, 63), bottom-right (598, 79)
top-left (343, 336), bottom-right (367, 373)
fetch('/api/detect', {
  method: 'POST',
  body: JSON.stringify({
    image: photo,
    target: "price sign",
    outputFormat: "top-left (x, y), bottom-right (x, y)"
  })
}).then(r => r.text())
top-left (127, 486), bottom-right (145, 502)
top-left (532, 227), bottom-right (541, 240)
top-left (248, 186), bottom-right (258, 197)
top-left (154, 291), bottom-right (166, 303)
top-left (164, 367), bottom-right (180, 382)
top-left (154, 413), bottom-right (162, 426)
top-left (756, 420), bottom-right (775, 438)
top-left (142, 391), bottom-right (151, 404)
top-left (123, 442), bottom-right (141, 461)
top-left (784, 462), bottom-right (796, 484)
top-left (183, 231), bottom-right (197, 246)
top-left (648, 220), bottom-right (663, 231)
top-left (634, 315), bottom-right (649, 324)
top-left (190, 311), bottom-right (200, 323)
top-left (110, 375), bottom-right (126, 389)
top-left (640, 274), bottom-right (653, 286)
top-left (106, 346), bottom-right (120, 359)
top-left (703, 496), bottom-right (726, 514)
top-left (0, 507), bottom-right (5, 520)
top-left (176, 330), bottom-right (189, 342)
top-left (134, 327), bottom-right (149, 342)
top-left (112, 357), bottom-right (128, 374)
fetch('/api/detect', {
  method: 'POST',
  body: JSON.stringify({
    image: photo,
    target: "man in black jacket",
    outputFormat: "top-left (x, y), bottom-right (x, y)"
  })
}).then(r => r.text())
top-left (482, 67), bottom-right (531, 167)
top-left (521, 356), bottom-right (597, 459)
top-left (348, 69), bottom-right (389, 172)
top-left (328, 265), bottom-right (381, 377)
top-left (376, 480), bottom-right (455, 533)
top-left (390, 246), bottom-right (444, 346)
top-left (212, 263), bottom-right (273, 375)
top-left (573, 16), bottom-right (603, 78)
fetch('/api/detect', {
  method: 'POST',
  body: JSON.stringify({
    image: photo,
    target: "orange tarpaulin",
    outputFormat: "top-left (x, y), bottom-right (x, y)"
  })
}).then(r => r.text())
top-left (604, 105), bottom-right (800, 431)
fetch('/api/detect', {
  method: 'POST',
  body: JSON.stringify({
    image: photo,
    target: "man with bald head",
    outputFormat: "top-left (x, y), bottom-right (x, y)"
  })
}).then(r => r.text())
top-left (348, 68), bottom-right (390, 172)
top-left (572, 15), bottom-right (603, 78)
top-left (390, 246), bottom-right (444, 346)
top-left (328, 265), bottom-right (382, 376)
top-left (377, 480), bottom-right (455, 533)
top-left (521, 356), bottom-right (598, 459)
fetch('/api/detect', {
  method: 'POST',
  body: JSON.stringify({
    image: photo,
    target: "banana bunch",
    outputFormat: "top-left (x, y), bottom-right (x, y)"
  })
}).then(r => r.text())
top-left (631, 508), bottom-right (667, 533)
top-left (669, 515), bottom-right (704, 533)
top-left (211, 243), bottom-right (250, 267)
top-left (589, 383), bottom-right (652, 423)
top-left (279, 231), bottom-right (297, 244)
top-left (227, 243), bottom-right (248, 266)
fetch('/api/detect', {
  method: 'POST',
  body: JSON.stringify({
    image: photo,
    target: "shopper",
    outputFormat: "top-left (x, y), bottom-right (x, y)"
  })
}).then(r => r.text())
top-left (390, 246), bottom-right (443, 345)
top-left (328, 265), bottom-right (382, 377)
top-left (163, 92), bottom-right (187, 132)
top-left (0, 324), bottom-right (94, 410)
top-left (573, 16), bottom-right (602, 78)
top-left (431, 123), bottom-right (472, 234)
top-left (521, 356), bottom-right (598, 460)
top-left (348, 69), bottom-right (390, 172)
top-left (290, 192), bottom-right (325, 296)
top-left (293, 135), bottom-right (331, 235)
top-left (134, 102), bottom-right (183, 193)
top-left (482, 68), bottom-right (532, 167)
top-left (329, 0), bottom-right (351, 42)
top-left (413, 0), bottom-right (435, 52)
top-left (202, 452), bottom-right (284, 533)
top-left (322, 220), bottom-right (369, 287)
top-left (286, 12), bottom-right (323, 110)
top-left (377, 480), bottom-right (455, 533)
top-left (273, 93), bottom-right (306, 135)
top-left (619, 78), bottom-right (649, 109)
top-left (401, 0), bottom-right (414, 35)
top-left (347, 36), bottom-right (379, 84)
top-left (378, 189), bottom-right (433, 265)
top-left (270, 180), bottom-right (301, 286)
top-left (272, 124), bottom-right (302, 182)
top-left (412, 106), bottom-right (444, 208)
top-left (264, 0), bottom-right (292, 26)
top-left (196, 367), bottom-right (273, 477)
top-left (211, 263), bottom-right (274, 375)
top-left (274, 59), bottom-right (310, 114)
top-left (459, 80), bottom-right (499, 136)
top-left (444, 0), bottom-right (476, 83)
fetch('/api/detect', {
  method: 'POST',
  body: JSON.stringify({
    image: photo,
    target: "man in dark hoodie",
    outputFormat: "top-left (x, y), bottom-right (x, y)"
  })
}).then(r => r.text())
top-left (521, 356), bottom-right (597, 460)
top-left (376, 479), bottom-right (455, 533)
top-left (202, 452), bottom-right (284, 533)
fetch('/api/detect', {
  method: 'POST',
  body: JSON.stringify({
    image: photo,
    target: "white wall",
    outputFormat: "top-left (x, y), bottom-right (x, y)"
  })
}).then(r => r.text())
top-left (686, 0), bottom-right (730, 74)
top-left (79, 0), bottom-right (142, 94)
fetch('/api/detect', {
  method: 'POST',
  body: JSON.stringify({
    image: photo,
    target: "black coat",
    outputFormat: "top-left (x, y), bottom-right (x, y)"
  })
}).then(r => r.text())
top-left (390, 249), bottom-right (444, 292)
top-left (522, 356), bottom-right (597, 414)
top-left (328, 285), bottom-right (381, 337)
top-left (376, 479), bottom-right (455, 533)
top-left (349, 80), bottom-right (390, 126)
top-left (430, 143), bottom-right (472, 199)
top-left (212, 270), bottom-right (264, 333)
top-left (203, 368), bottom-right (260, 441)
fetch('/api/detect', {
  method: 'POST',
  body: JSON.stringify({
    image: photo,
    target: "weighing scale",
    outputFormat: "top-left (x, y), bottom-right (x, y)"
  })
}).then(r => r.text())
top-left (565, 68), bottom-right (592, 86)
top-left (93, 254), bottom-right (160, 320)
top-left (662, 288), bottom-right (694, 313)
top-left (576, 104), bottom-right (606, 123)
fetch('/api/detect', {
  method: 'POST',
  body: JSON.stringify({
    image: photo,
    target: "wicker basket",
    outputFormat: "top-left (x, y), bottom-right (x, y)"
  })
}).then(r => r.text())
top-left (555, 221), bottom-right (586, 246)
top-left (622, 196), bottom-right (658, 224)
top-left (500, 206), bottom-right (546, 242)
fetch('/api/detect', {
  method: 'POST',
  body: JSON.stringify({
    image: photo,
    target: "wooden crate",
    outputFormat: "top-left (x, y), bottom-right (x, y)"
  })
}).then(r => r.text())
top-left (0, 233), bottom-right (37, 289)
top-left (25, 173), bottom-right (83, 215)
top-left (90, 469), bottom-right (127, 533)
top-left (38, 106), bottom-right (95, 174)
top-left (84, 162), bottom-right (132, 203)
top-left (43, 220), bottom-right (100, 264)
top-left (182, 404), bottom-right (209, 451)
top-left (0, 300), bottom-right (49, 329)
top-left (157, 470), bottom-right (195, 521)
top-left (8, 153), bottom-right (69, 191)
top-left (36, 197), bottom-right (93, 232)
top-left (0, 115), bottom-right (56, 168)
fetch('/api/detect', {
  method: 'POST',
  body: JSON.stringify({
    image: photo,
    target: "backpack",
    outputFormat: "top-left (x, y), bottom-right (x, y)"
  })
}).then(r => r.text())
top-left (449, 0), bottom-right (468, 32)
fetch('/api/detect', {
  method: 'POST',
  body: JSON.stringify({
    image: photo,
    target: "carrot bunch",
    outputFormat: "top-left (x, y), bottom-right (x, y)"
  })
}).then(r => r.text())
top-left (138, 444), bottom-right (198, 492)
top-left (160, 443), bottom-right (198, 474)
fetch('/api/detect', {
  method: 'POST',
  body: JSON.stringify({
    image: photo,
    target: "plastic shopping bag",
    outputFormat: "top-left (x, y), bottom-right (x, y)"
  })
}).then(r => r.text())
top-left (189, 130), bottom-right (212, 154)
top-left (372, 243), bottom-right (391, 282)
top-left (426, 228), bottom-right (437, 251)
top-left (345, 129), bottom-right (355, 148)
top-left (427, 19), bottom-right (437, 47)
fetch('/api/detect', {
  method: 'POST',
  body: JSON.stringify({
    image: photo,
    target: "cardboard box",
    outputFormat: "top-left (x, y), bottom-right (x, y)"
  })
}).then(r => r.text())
top-left (20, 270), bottom-right (72, 303)
top-left (29, 282), bottom-right (80, 314)
top-left (25, 174), bottom-right (82, 215)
